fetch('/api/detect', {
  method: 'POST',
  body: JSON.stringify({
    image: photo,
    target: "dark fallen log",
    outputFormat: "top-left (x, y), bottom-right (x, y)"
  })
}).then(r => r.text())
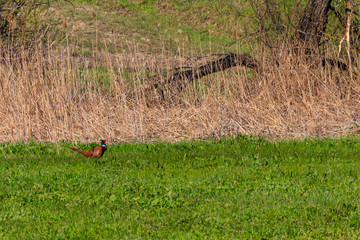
top-left (151, 52), bottom-right (260, 91)
top-left (321, 58), bottom-right (348, 71)
top-left (128, 51), bottom-right (352, 106)
top-left (126, 52), bottom-right (260, 105)
top-left (148, 53), bottom-right (261, 104)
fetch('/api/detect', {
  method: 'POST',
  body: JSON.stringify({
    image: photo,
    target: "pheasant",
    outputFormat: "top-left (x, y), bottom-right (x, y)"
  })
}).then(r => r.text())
top-left (67, 140), bottom-right (107, 158)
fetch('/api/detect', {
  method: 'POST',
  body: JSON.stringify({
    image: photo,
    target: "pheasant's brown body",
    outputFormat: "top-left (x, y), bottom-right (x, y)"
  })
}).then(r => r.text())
top-left (67, 140), bottom-right (107, 158)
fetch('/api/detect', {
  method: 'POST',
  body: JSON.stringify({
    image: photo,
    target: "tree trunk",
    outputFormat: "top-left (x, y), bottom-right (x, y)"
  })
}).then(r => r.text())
top-left (134, 53), bottom-right (260, 105)
top-left (153, 53), bottom-right (260, 91)
top-left (293, 0), bottom-right (332, 50)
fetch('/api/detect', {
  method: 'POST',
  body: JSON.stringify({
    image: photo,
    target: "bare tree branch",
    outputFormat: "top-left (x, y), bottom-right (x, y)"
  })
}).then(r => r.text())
top-left (338, 0), bottom-right (354, 79)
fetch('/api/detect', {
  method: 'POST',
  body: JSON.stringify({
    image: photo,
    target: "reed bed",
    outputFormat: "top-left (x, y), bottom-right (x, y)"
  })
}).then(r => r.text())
top-left (0, 44), bottom-right (359, 143)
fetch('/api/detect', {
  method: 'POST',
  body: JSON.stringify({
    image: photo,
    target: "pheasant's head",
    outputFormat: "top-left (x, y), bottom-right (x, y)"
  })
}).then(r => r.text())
top-left (101, 139), bottom-right (107, 147)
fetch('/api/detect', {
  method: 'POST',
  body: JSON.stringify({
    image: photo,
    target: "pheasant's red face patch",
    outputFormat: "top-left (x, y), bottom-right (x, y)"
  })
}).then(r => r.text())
top-left (102, 139), bottom-right (106, 144)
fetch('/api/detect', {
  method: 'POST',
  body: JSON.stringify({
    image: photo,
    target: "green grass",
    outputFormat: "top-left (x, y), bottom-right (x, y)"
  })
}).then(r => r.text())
top-left (55, 0), bottom-right (255, 55)
top-left (1, 137), bottom-right (360, 238)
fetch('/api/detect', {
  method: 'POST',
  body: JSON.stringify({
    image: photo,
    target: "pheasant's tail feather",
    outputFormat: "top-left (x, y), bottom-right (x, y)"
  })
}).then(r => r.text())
top-left (66, 146), bottom-right (83, 154)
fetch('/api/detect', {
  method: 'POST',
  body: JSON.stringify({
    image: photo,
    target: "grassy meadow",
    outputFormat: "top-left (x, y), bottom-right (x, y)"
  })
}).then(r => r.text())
top-left (1, 137), bottom-right (360, 238)
top-left (1, 0), bottom-right (360, 238)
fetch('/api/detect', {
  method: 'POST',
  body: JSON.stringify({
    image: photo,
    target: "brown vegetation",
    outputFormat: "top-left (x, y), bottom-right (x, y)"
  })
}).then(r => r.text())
top-left (0, 44), bottom-right (359, 143)
top-left (0, 0), bottom-right (359, 143)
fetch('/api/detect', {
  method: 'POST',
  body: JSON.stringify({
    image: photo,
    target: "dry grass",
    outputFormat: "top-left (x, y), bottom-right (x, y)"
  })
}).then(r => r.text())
top-left (0, 42), bottom-right (359, 143)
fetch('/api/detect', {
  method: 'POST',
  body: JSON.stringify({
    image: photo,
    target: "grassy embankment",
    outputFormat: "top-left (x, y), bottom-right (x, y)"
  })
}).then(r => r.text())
top-left (1, 137), bottom-right (360, 238)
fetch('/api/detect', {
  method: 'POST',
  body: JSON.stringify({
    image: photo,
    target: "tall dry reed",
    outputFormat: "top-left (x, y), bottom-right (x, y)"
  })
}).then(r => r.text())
top-left (0, 43), bottom-right (359, 143)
